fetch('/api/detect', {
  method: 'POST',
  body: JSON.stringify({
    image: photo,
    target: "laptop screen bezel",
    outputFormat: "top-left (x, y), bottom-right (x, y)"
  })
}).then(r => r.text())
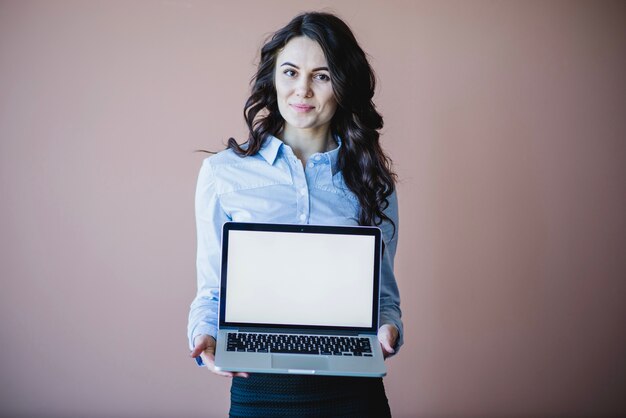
top-left (218, 222), bottom-right (382, 334)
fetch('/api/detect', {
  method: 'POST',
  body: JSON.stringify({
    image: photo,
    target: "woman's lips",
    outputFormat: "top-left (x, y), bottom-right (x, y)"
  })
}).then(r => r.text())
top-left (290, 103), bottom-right (315, 113)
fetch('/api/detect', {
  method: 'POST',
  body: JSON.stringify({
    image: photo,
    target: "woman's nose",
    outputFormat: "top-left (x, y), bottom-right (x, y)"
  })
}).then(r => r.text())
top-left (295, 77), bottom-right (312, 98)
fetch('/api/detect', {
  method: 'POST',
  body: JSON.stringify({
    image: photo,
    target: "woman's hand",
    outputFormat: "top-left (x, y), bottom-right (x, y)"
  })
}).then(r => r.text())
top-left (377, 324), bottom-right (399, 359)
top-left (190, 334), bottom-right (249, 378)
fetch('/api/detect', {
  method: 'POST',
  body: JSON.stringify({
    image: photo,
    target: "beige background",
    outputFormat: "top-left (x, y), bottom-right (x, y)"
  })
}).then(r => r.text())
top-left (1, 1), bottom-right (625, 417)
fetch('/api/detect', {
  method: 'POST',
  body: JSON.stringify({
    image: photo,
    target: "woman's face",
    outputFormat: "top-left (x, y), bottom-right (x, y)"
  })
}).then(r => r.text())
top-left (274, 36), bottom-right (337, 136)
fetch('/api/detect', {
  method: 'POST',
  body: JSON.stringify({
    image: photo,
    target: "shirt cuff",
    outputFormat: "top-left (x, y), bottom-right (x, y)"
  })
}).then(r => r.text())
top-left (189, 324), bottom-right (218, 350)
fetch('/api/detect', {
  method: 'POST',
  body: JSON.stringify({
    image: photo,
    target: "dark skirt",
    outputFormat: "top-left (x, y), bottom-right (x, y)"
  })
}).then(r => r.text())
top-left (229, 374), bottom-right (391, 417)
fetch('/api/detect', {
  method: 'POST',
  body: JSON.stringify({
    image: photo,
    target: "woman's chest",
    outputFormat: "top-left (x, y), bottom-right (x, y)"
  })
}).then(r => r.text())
top-left (215, 161), bottom-right (359, 226)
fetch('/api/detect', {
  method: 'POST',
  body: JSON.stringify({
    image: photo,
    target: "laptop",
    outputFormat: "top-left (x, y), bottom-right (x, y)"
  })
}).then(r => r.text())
top-left (214, 222), bottom-right (387, 377)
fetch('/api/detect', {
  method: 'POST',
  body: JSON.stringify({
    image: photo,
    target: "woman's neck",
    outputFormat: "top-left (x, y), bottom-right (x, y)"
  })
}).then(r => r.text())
top-left (279, 125), bottom-right (336, 164)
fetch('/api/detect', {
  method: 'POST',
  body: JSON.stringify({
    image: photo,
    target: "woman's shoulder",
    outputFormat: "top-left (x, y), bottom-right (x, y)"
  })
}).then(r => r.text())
top-left (199, 146), bottom-right (269, 186)
top-left (202, 141), bottom-right (265, 167)
top-left (201, 147), bottom-right (243, 166)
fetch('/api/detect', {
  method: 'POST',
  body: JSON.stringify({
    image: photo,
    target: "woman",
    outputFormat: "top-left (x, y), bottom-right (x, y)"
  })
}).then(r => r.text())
top-left (188, 12), bottom-right (403, 417)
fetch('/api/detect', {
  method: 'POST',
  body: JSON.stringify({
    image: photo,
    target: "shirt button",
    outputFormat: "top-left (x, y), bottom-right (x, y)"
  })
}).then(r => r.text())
top-left (299, 214), bottom-right (306, 222)
top-left (314, 155), bottom-right (321, 161)
top-left (307, 162), bottom-right (314, 169)
top-left (299, 188), bottom-right (306, 196)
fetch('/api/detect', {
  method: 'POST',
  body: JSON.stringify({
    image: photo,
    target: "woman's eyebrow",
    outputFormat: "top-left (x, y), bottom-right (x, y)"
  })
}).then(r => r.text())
top-left (280, 62), bottom-right (329, 72)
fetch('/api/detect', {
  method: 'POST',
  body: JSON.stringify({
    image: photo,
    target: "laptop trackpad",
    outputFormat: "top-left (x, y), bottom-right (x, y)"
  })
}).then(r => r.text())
top-left (272, 354), bottom-right (330, 371)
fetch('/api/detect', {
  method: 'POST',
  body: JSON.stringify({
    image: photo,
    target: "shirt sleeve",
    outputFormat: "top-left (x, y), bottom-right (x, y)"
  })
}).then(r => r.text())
top-left (378, 189), bottom-right (404, 353)
top-left (187, 158), bottom-right (230, 351)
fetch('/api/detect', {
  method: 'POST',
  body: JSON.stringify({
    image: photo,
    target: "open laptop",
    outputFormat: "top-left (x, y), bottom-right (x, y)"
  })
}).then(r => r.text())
top-left (214, 222), bottom-right (387, 377)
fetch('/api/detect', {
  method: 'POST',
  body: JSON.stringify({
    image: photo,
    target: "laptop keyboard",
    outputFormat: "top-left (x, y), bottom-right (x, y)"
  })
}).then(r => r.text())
top-left (226, 333), bottom-right (373, 356)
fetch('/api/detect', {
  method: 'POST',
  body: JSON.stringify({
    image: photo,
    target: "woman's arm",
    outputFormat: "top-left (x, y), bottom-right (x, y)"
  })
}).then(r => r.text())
top-left (187, 158), bottom-right (227, 352)
top-left (187, 158), bottom-right (249, 378)
top-left (377, 189), bottom-right (404, 356)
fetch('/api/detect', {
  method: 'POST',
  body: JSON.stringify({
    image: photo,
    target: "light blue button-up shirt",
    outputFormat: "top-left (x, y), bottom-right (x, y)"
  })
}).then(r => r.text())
top-left (188, 135), bottom-right (403, 352)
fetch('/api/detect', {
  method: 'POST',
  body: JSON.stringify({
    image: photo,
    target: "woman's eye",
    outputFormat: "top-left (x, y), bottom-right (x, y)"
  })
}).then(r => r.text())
top-left (314, 73), bottom-right (330, 81)
top-left (283, 69), bottom-right (296, 77)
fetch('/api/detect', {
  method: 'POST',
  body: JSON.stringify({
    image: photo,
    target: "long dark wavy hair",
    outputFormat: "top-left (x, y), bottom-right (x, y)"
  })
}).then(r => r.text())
top-left (228, 12), bottom-right (397, 233)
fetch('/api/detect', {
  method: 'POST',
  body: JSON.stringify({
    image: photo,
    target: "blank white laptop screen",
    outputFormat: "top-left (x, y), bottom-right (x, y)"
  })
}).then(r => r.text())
top-left (224, 230), bottom-right (375, 328)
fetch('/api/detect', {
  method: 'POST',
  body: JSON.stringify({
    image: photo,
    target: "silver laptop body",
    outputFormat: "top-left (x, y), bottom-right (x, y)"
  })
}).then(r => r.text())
top-left (214, 222), bottom-right (386, 377)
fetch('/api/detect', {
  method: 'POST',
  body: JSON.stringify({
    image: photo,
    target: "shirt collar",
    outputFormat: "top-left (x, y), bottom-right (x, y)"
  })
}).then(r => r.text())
top-left (258, 134), bottom-right (342, 174)
top-left (257, 135), bottom-right (283, 165)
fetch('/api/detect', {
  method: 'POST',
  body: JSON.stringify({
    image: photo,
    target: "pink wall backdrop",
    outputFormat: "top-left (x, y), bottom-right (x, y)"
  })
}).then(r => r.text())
top-left (1, 1), bottom-right (624, 417)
